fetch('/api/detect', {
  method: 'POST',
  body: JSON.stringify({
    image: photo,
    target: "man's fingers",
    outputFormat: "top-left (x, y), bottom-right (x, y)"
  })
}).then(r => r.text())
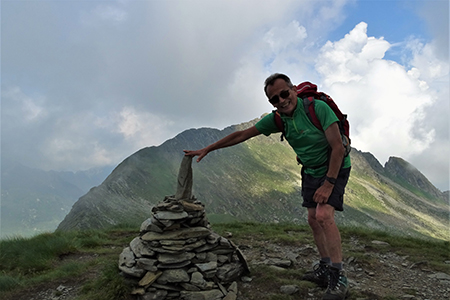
top-left (196, 154), bottom-right (206, 162)
top-left (183, 150), bottom-right (197, 157)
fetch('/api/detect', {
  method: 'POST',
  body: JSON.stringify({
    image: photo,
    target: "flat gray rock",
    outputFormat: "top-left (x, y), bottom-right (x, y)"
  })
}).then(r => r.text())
top-left (180, 289), bottom-right (224, 300)
top-left (119, 247), bottom-right (136, 268)
top-left (157, 269), bottom-right (190, 284)
top-left (154, 211), bottom-right (188, 221)
top-left (158, 252), bottom-right (196, 264)
top-left (142, 227), bottom-right (210, 241)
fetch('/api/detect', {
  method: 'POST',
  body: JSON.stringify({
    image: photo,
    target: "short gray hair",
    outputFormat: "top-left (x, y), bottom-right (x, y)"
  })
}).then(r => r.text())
top-left (264, 73), bottom-right (294, 97)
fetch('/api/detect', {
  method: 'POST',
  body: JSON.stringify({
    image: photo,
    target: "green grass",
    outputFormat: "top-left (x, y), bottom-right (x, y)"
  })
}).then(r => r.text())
top-left (345, 180), bottom-right (389, 214)
top-left (1, 222), bottom-right (449, 300)
top-left (0, 275), bottom-right (21, 292)
top-left (0, 231), bottom-right (77, 274)
top-left (0, 224), bottom-right (136, 300)
top-left (78, 260), bottom-right (133, 300)
top-left (207, 213), bottom-right (240, 224)
top-left (212, 222), bottom-right (313, 245)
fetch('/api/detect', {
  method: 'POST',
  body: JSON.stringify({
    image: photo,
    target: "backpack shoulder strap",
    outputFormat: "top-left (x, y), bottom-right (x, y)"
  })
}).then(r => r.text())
top-left (272, 110), bottom-right (285, 141)
top-left (302, 97), bottom-right (323, 131)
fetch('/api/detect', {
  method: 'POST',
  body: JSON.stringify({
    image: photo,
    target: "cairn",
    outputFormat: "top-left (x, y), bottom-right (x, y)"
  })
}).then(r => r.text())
top-left (118, 156), bottom-right (249, 300)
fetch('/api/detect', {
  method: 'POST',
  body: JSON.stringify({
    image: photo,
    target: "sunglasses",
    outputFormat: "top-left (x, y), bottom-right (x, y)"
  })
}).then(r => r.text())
top-left (268, 90), bottom-right (290, 105)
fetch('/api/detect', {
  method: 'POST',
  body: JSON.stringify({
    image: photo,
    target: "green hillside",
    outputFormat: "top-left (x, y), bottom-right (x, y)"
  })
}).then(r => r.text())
top-left (56, 118), bottom-right (448, 241)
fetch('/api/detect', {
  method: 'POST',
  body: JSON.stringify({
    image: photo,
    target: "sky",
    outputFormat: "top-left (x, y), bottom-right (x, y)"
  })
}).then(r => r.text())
top-left (1, 0), bottom-right (449, 191)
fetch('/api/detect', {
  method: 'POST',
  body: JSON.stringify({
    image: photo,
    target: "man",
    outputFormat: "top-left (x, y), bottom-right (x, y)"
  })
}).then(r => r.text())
top-left (184, 73), bottom-right (351, 300)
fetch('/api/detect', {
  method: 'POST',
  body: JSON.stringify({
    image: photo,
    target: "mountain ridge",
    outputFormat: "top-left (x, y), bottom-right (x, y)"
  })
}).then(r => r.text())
top-left (56, 118), bottom-right (449, 240)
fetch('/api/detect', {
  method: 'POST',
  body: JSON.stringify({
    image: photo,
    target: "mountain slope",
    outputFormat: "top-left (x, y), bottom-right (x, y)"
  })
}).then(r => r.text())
top-left (0, 162), bottom-right (112, 238)
top-left (57, 118), bottom-right (448, 240)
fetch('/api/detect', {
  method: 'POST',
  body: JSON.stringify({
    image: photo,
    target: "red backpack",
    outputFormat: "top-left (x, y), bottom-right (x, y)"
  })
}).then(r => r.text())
top-left (273, 81), bottom-right (351, 163)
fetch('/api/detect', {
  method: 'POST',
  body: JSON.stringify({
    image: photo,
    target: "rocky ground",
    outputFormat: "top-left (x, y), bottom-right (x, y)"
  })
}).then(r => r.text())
top-left (10, 233), bottom-right (449, 300)
top-left (237, 236), bottom-right (450, 300)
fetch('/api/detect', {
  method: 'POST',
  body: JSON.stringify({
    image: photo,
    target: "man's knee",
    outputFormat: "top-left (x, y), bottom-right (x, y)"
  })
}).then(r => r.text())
top-left (307, 209), bottom-right (320, 228)
top-left (308, 215), bottom-right (319, 228)
top-left (315, 205), bottom-right (335, 226)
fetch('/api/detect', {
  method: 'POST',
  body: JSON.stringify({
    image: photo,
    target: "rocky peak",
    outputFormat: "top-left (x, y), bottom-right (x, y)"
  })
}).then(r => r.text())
top-left (384, 157), bottom-right (444, 200)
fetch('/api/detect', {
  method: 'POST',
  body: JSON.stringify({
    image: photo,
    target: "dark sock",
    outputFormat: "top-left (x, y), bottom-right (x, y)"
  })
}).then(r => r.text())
top-left (320, 257), bottom-right (332, 265)
top-left (331, 262), bottom-right (343, 270)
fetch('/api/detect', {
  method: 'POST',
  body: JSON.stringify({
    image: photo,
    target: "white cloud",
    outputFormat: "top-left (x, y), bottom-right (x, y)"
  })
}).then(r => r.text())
top-left (2, 87), bottom-right (48, 122)
top-left (406, 39), bottom-right (449, 81)
top-left (316, 23), bottom-right (434, 159)
top-left (264, 21), bottom-right (307, 54)
top-left (1, 0), bottom-right (447, 190)
top-left (44, 138), bottom-right (113, 169)
top-left (315, 22), bottom-right (448, 190)
top-left (97, 5), bottom-right (127, 22)
top-left (115, 106), bottom-right (174, 146)
top-left (81, 2), bottom-right (128, 25)
top-left (416, 0), bottom-right (449, 61)
top-left (317, 22), bottom-right (391, 85)
top-left (38, 107), bottom-right (175, 170)
top-left (406, 38), bottom-right (449, 191)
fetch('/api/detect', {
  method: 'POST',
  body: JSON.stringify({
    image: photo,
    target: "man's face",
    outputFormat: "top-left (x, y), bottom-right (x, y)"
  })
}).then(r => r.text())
top-left (266, 78), bottom-right (297, 116)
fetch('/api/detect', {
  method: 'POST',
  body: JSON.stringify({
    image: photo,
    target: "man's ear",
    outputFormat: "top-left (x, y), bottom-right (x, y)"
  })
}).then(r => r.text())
top-left (289, 85), bottom-right (297, 96)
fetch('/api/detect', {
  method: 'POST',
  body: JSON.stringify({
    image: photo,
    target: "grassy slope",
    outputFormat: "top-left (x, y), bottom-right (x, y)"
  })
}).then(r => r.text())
top-left (56, 120), bottom-right (448, 240)
top-left (1, 223), bottom-right (449, 300)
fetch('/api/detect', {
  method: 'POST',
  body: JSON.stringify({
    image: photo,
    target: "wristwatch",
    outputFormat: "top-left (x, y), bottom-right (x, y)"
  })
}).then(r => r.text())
top-left (325, 176), bottom-right (337, 185)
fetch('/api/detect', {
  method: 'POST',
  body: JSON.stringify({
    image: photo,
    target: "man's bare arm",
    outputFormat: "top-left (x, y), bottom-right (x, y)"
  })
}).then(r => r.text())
top-left (324, 122), bottom-right (345, 180)
top-left (313, 122), bottom-right (345, 204)
top-left (183, 126), bottom-right (261, 162)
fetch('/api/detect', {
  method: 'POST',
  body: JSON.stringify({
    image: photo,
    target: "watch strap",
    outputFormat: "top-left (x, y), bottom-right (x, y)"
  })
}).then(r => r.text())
top-left (325, 176), bottom-right (337, 185)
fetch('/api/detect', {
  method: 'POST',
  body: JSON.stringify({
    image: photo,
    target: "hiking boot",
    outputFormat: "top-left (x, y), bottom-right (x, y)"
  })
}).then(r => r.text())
top-left (322, 267), bottom-right (349, 300)
top-left (302, 261), bottom-right (329, 287)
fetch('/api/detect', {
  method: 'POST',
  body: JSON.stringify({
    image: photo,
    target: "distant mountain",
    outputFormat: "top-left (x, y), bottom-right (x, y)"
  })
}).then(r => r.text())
top-left (0, 162), bottom-right (113, 238)
top-left (57, 118), bottom-right (449, 241)
top-left (384, 156), bottom-right (444, 200)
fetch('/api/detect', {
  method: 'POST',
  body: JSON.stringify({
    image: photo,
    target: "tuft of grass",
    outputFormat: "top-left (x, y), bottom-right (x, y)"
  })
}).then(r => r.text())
top-left (78, 260), bottom-right (132, 300)
top-left (0, 231), bottom-right (77, 274)
top-left (0, 226), bottom-right (132, 295)
top-left (73, 230), bottom-right (110, 248)
top-left (0, 275), bottom-right (21, 292)
top-left (212, 222), bottom-right (313, 246)
top-left (29, 261), bottom-right (90, 285)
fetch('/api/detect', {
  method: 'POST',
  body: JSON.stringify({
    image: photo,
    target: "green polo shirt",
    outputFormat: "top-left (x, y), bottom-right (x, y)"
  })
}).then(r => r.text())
top-left (255, 98), bottom-right (351, 177)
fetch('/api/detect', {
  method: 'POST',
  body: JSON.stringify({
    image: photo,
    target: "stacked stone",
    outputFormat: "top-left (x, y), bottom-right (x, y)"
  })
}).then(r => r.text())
top-left (118, 195), bottom-right (249, 300)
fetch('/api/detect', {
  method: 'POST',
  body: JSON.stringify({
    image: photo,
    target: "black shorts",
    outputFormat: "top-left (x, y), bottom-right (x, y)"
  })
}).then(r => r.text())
top-left (301, 167), bottom-right (351, 211)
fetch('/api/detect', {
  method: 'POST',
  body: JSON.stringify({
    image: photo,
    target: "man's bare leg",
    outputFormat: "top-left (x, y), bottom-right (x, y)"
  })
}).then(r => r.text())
top-left (307, 207), bottom-right (330, 259)
top-left (314, 203), bottom-right (342, 264)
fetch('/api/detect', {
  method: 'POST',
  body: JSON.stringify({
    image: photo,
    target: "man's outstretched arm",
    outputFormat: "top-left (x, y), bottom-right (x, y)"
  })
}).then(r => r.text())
top-left (183, 126), bottom-right (261, 162)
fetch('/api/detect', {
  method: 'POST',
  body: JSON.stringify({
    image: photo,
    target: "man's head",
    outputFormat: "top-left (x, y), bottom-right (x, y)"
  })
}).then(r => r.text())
top-left (264, 73), bottom-right (294, 97)
top-left (264, 73), bottom-right (298, 116)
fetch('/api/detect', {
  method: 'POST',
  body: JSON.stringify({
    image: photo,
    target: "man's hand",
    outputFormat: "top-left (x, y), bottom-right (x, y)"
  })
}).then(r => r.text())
top-left (183, 148), bottom-right (209, 163)
top-left (313, 180), bottom-right (334, 204)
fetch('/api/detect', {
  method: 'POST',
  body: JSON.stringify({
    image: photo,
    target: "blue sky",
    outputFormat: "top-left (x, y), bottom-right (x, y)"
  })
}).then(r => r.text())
top-left (325, 1), bottom-right (439, 67)
top-left (335, 1), bottom-right (427, 40)
top-left (1, 0), bottom-right (449, 190)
